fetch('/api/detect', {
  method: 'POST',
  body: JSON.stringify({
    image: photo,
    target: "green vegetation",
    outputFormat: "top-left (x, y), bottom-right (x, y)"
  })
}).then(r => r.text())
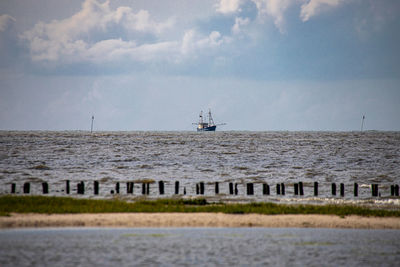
top-left (1, 195), bottom-right (399, 217)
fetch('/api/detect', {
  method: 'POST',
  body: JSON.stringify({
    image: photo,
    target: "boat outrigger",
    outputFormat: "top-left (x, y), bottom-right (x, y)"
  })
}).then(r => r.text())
top-left (193, 109), bottom-right (226, 131)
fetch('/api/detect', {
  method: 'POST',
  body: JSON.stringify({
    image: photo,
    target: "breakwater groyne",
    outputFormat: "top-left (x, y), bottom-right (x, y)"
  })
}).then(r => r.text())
top-left (5, 180), bottom-right (400, 199)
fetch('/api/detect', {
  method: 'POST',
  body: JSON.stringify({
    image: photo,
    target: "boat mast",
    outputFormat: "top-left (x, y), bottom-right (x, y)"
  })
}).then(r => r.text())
top-left (90, 115), bottom-right (94, 133)
top-left (208, 109), bottom-right (215, 126)
top-left (199, 111), bottom-right (203, 124)
top-left (360, 115), bottom-right (365, 131)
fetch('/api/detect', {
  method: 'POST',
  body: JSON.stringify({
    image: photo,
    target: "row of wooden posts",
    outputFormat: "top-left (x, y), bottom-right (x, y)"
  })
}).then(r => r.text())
top-left (9, 181), bottom-right (400, 197)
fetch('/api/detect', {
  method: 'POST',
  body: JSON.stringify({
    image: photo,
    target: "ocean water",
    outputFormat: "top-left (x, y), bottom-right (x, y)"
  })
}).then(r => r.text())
top-left (0, 228), bottom-right (399, 266)
top-left (1, 131), bottom-right (399, 205)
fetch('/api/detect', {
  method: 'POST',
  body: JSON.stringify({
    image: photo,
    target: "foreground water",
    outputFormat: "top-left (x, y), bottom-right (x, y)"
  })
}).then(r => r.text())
top-left (1, 131), bottom-right (399, 204)
top-left (0, 228), bottom-right (399, 266)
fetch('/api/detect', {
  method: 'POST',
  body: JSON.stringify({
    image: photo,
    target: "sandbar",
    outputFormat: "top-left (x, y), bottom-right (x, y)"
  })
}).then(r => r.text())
top-left (1, 213), bottom-right (400, 229)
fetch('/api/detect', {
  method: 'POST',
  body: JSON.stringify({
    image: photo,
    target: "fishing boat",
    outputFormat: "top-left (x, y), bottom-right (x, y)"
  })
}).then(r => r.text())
top-left (194, 109), bottom-right (225, 131)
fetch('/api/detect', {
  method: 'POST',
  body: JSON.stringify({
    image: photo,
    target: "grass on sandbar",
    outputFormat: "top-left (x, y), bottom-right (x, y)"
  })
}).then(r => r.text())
top-left (1, 195), bottom-right (399, 217)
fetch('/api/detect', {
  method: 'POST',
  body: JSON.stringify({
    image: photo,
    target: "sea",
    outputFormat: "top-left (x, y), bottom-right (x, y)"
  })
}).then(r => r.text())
top-left (0, 131), bottom-right (400, 206)
top-left (1, 131), bottom-right (400, 266)
top-left (1, 227), bottom-right (400, 266)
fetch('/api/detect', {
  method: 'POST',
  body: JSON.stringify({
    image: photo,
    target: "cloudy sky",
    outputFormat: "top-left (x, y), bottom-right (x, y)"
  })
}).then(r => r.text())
top-left (0, 0), bottom-right (399, 131)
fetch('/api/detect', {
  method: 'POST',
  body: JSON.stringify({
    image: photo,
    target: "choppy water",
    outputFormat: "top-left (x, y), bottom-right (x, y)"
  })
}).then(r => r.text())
top-left (0, 228), bottom-right (399, 266)
top-left (1, 131), bottom-right (399, 204)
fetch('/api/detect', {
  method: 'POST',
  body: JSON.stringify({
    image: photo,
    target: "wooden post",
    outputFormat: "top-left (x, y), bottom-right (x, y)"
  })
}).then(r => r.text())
top-left (175, 181), bottom-right (179, 194)
top-left (159, 181), bottom-right (164, 195)
top-left (42, 182), bottom-right (49, 194)
top-left (66, 180), bottom-right (70, 194)
top-left (281, 183), bottom-right (285, 195)
top-left (314, 182), bottom-right (318, 196)
top-left (263, 183), bottom-right (270, 195)
top-left (23, 182), bottom-right (30, 194)
top-left (215, 182), bottom-right (219, 194)
top-left (94, 181), bottom-right (99, 195)
top-left (127, 182), bottom-right (133, 194)
top-left (229, 183), bottom-right (234, 195)
top-left (77, 181), bottom-right (85, 194)
top-left (247, 183), bottom-right (254, 195)
top-left (294, 183), bottom-right (299, 195)
top-left (276, 184), bottom-right (281, 195)
top-left (340, 183), bottom-right (345, 197)
top-left (331, 183), bottom-right (336, 196)
top-left (142, 183), bottom-right (146, 195)
top-left (371, 184), bottom-right (379, 197)
top-left (299, 182), bottom-right (304, 196)
top-left (116, 182), bottom-right (120, 194)
top-left (11, 183), bottom-right (16, 194)
top-left (354, 183), bottom-right (358, 197)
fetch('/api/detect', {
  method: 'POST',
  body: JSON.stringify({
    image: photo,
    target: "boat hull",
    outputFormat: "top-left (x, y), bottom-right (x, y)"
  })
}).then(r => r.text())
top-left (197, 126), bottom-right (216, 132)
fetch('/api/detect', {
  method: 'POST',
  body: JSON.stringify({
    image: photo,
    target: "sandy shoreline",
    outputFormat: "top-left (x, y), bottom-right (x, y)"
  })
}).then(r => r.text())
top-left (1, 213), bottom-right (400, 229)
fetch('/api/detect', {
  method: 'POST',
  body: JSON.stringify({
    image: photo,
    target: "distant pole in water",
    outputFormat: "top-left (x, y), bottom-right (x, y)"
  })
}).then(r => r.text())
top-left (360, 115), bottom-right (365, 131)
top-left (90, 115), bottom-right (94, 133)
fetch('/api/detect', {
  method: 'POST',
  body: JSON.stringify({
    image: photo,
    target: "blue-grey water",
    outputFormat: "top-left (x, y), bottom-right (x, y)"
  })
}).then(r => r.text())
top-left (0, 228), bottom-right (399, 266)
top-left (1, 131), bottom-right (399, 205)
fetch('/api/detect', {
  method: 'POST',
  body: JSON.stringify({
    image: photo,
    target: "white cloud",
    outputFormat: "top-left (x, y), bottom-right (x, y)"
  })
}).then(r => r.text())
top-left (252, 0), bottom-right (295, 32)
top-left (217, 0), bottom-right (295, 33)
top-left (182, 29), bottom-right (224, 55)
top-left (20, 0), bottom-right (232, 68)
top-left (216, 0), bottom-right (242, 14)
top-left (217, 0), bottom-right (346, 33)
top-left (16, 0), bottom-right (355, 72)
top-left (0, 14), bottom-right (16, 32)
top-left (251, 0), bottom-right (293, 33)
top-left (300, 0), bottom-right (343, 22)
top-left (122, 41), bottom-right (179, 62)
top-left (111, 8), bottom-right (174, 34)
top-left (20, 0), bottom-right (176, 64)
top-left (232, 17), bottom-right (250, 34)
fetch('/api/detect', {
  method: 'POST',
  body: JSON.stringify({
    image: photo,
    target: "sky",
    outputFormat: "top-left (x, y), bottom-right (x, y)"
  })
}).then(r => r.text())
top-left (0, 0), bottom-right (399, 131)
